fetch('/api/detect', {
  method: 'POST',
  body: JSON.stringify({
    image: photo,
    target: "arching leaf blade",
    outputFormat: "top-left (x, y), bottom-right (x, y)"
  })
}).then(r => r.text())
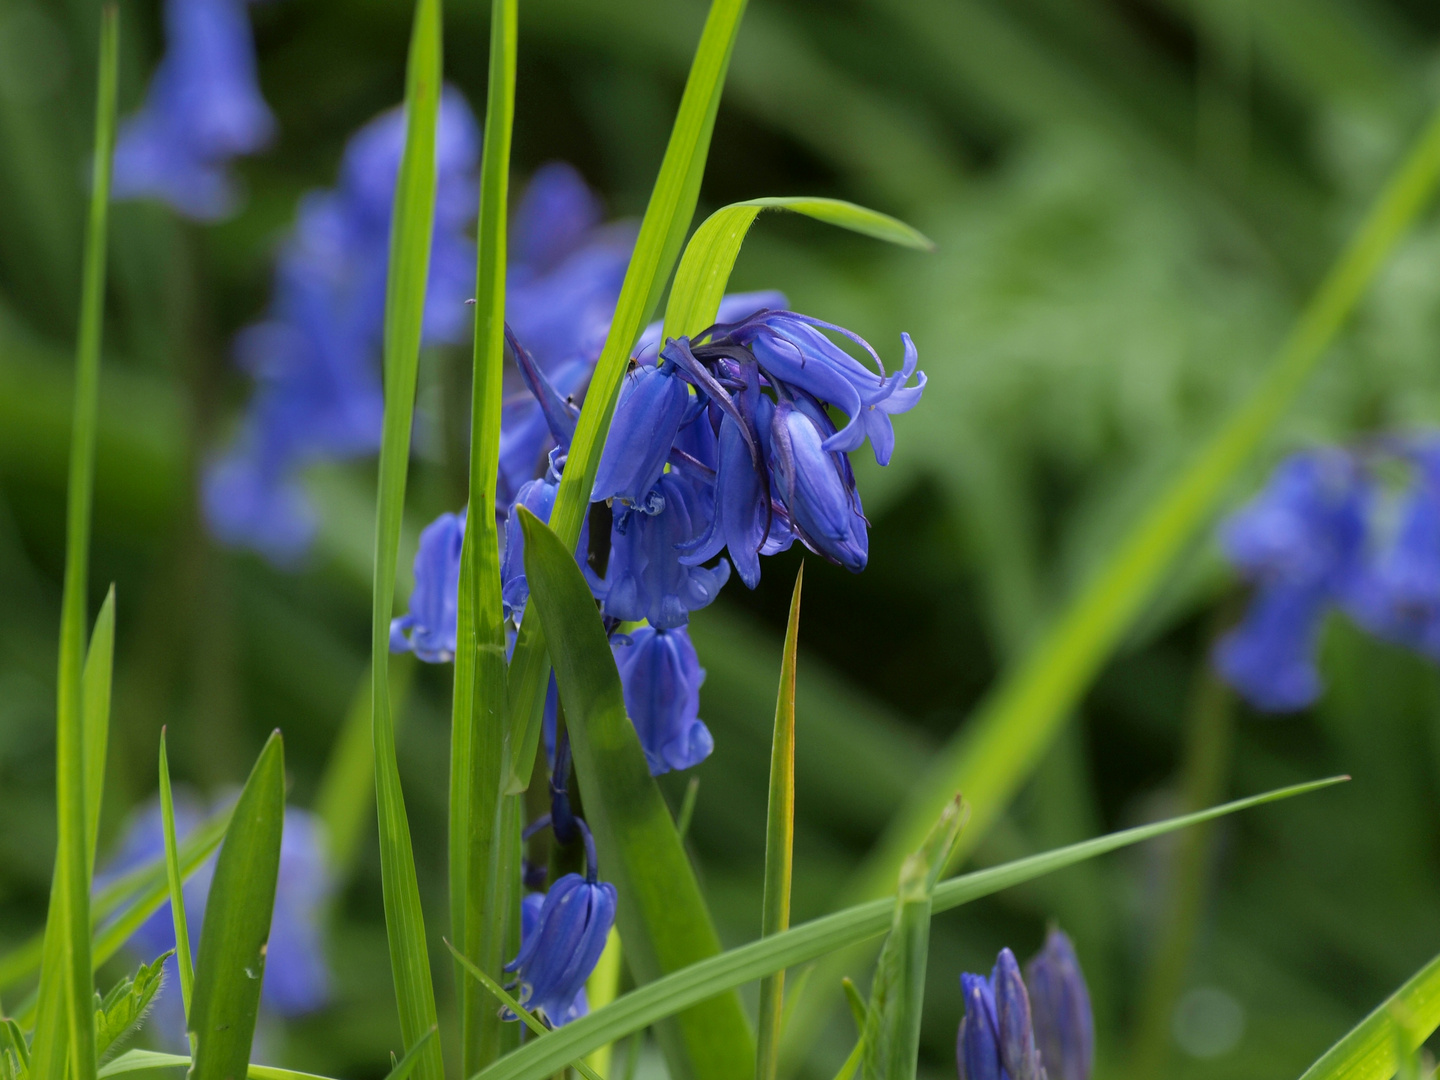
top-left (1296, 950), bottom-right (1440, 1080)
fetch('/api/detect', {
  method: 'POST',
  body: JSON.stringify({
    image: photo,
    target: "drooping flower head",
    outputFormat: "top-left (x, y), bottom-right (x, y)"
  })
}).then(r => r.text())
top-left (112, 0), bottom-right (275, 219)
top-left (611, 625), bottom-right (713, 775)
top-left (391, 510), bottom-right (465, 662)
top-left (505, 821), bottom-right (617, 1028)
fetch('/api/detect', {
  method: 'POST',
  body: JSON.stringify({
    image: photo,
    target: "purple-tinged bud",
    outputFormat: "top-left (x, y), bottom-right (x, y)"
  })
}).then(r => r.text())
top-left (769, 396), bottom-right (867, 572)
top-left (592, 363), bottom-right (692, 504)
top-left (1025, 930), bottom-right (1094, 1080)
top-left (612, 626), bottom-right (713, 775)
top-left (390, 510), bottom-right (465, 663)
top-left (993, 949), bottom-right (1043, 1080)
top-left (957, 972), bottom-right (1003, 1080)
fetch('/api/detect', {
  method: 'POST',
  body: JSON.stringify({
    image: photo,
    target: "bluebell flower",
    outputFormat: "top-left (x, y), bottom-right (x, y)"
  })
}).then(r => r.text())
top-left (112, 0), bottom-right (275, 219)
top-left (769, 394), bottom-right (868, 572)
top-left (993, 949), bottom-right (1044, 1080)
top-left (611, 626), bottom-right (713, 775)
top-left (1342, 442), bottom-right (1440, 660)
top-left (1025, 930), bottom-right (1094, 1080)
top-left (596, 473), bottom-right (731, 629)
top-left (506, 824), bottom-right (616, 1028)
top-left (98, 796), bottom-right (333, 1049)
top-left (1214, 448), bottom-right (1370, 711)
top-left (957, 972), bottom-right (1004, 1080)
top-left (502, 475), bottom-right (558, 617)
top-left (591, 361), bottom-right (693, 504)
top-left (391, 510), bottom-right (466, 663)
top-left (517, 893), bottom-right (588, 1024)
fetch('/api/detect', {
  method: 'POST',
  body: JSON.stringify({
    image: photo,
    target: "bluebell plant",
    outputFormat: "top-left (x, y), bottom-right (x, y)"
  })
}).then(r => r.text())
top-left (957, 931), bottom-right (1093, 1080)
top-left (112, 0), bottom-right (275, 220)
top-left (1215, 436), bottom-right (1440, 711)
top-left (98, 795), bottom-right (333, 1048)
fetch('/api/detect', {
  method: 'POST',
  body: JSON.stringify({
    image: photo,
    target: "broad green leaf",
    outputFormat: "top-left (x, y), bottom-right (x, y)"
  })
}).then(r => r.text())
top-left (453, 0), bottom-right (519, 1073)
top-left (94, 951), bottom-right (170, 1061)
top-left (758, 567), bottom-right (803, 1080)
top-left (367, 1), bottom-right (446, 1078)
top-left (518, 508), bottom-right (754, 1080)
top-left (782, 95), bottom-right (1440, 1065)
top-left (189, 731), bottom-right (285, 1080)
top-left (504, 0), bottom-right (750, 793)
top-left (82, 587), bottom-right (115, 876)
top-left (662, 197), bottom-right (932, 342)
top-left (158, 731), bottom-right (194, 1019)
top-left (1297, 949), bottom-right (1440, 1080)
top-left (860, 798), bottom-right (965, 1080)
top-left (470, 776), bottom-right (1343, 1080)
top-left (31, 14), bottom-right (118, 1080)
top-left (101, 1030), bottom-right (437, 1080)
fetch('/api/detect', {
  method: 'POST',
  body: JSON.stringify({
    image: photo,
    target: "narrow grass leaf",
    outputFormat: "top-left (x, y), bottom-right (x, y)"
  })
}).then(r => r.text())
top-left (676, 778), bottom-right (701, 842)
top-left (82, 587), bottom-right (115, 874)
top-left (663, 198), bottom-right (931, 342)
top-left (504, 0), bottom-right (750, 793)
top-left (757, 566), bottom-right (803, 1080)
top-left (454, 0), bottom-right (519, 1072)
top-left (584, 928), bottom-right (625, 1077)
top-left (1297, 949), bottom-right (1440, 1080)
top-left (189, 731), bottom-right (285, 1080)
top-left (157, 730), bottom-right (194, 1019)
top-left (469, 776), bottom-right (1344, 1080)
top-left (101, 1028), bottom-right (437, 1080)
top-left (32, 13), bottom-right (119, 1080)
top-left (518, 508), bottom-right (754, 1080)
top-left (367, 2), bottom-right (446, 1079)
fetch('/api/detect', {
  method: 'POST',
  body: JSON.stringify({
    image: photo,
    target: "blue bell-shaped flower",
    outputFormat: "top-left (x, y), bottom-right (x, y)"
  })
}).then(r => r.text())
top-left (957, 972), bottom-right (1004, 1080)
top-left (390, 510), bottom-right (465, 662)
top-left (1025, 930), bottom-right (1094, 1080)
top-left (502, 474), bottom-right (559, 617)
top-left (592, 361), bottom-right (693, 504)
top-left (993, 948), bottom-right (1044, 1080)
top-left (612, 625), bottom-right (713, 775)
top-left (769, 395), bottom-right (867, 573)
top-left (1214, 582), bottom-right (1329, 713)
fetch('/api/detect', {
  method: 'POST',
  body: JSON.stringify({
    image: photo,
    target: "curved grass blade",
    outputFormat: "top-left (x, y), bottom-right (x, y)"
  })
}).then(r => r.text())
top-left (1297, 950), bottom-right (1440, 1080)
top-left (663, 197), bottom-right (932, 342)
top-left (469, 776), bottom-right (1344, 1080)
top-left (30, 13), bottom-right (119, 1080)
top-left (518, 508), bottom-right (754, 1080)
top-left (454, 0), bottom-right (519, 1072)
top-left (757, 566), bottom-right (803, 1080)
top-left (83, 587), bottom-right (115, 875)
top-left (189, 731), bottom-right (285, 1080)
top-left (504, 0), bottom-right (750, 793)
top-left (584, 928), bottom-right (625, 1076)
top-left (367, 1), bottom-right (446, 1078)
top-left (101, 1027), bottom-right (437, 1080)
top-left (157, 730), bottom-right (195, 1021)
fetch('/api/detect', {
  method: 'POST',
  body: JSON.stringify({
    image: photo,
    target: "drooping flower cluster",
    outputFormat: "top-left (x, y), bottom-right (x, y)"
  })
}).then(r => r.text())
top-left (1215, 437), bottom-right (1440, 712)
top-left (957, 931), bottom-right (1093, 1080)
top-left (98, 795), bottom-right (333, 1049)
top-left (204, 91), bottom-right (480, 563)
top-left (112, 0), bottom-right (275, 220)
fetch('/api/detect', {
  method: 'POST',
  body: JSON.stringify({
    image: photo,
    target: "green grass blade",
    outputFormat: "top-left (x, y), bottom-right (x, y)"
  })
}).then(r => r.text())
top-left (82, 586), bottom-right (115, 876)
top-left (503, 0), bottom-right (750, 792)
top-left (189, 731), bottom-right (285, 1080)
top-left (518, 508), bottom-right (754, 1080)
top-left (1297, 950), bottom-right (1440, 1080)
top-left (157, 730), bottom-right (195, 1021)
top-left (468, 776), bottom-right (1343, 1080)
top-left (368, 1), bottom-right (446, 1077)
top-left (454, 0), bottom-right (518, 1072)
top-left (444, 941), bottom-right (608, 1080)
top-left (101, 1029), bottom-right (437, 1080)
top-left (757, 566), bottom-right (803, 1080)
top-left (663, 197), bottom-right (932, 342)
top-left (31, 12), bottom-right (119, 1080)
top-left (584, 928), bottom-right (625, 1077)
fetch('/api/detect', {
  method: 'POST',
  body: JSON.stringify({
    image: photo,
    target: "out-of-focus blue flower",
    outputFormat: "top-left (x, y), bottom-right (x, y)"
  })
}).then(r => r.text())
top-left (112, 0), bottom-right (275, 219)
top-left (769, 394), bottom-right (868, 573)
top-left (596, 473), bottom-right (730, 629)
top-left (204, 91), bottom-right (479, 561)
top-left (391, 510), bottom-right (466, 663)
top-left (957, 972), bottom-right (1003, 1080)
top-left (505, 825), bottom-right (616, 1029)
top-left (1343, 442), bottom-right (1440, 660)
top-left (98, 797), bottom-right (333, 1050)
top-left (993, 949), bottom-right (1043, 1080)
top-left (611, 625), bottom-right (712, 775)
top-left (592, 362), bottom-right (693, 504)
top-left (1025, 930), bottom-right (1094, 1080)
top-left (1214, 583), bottom-right (1329, 712)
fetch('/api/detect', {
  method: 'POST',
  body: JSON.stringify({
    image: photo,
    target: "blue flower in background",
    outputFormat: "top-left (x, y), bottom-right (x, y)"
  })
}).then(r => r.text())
top-left (1025, 930), bottom-right (1094, 1080)
top-left (112, 0), bottom-right (275, 220)
top-left (391, 510), bottom-right (466, 663)
top-left (204, 90), bottom-right (479, 562)
top-left (98, 796), bottom-right (333, 1049)
top-left (1214, 583), bottom-right (1331, 712)
top-left (958, 935), bottom-right (1092, 1080)
top-left (611, 625), bottom-right (712, 775)
top-left (506, 823), bottom-right (616, 1028)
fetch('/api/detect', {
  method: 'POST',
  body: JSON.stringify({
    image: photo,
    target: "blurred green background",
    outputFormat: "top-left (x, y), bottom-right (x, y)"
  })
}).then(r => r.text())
top-left (3, 0), bottom-right (1440, 1077)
